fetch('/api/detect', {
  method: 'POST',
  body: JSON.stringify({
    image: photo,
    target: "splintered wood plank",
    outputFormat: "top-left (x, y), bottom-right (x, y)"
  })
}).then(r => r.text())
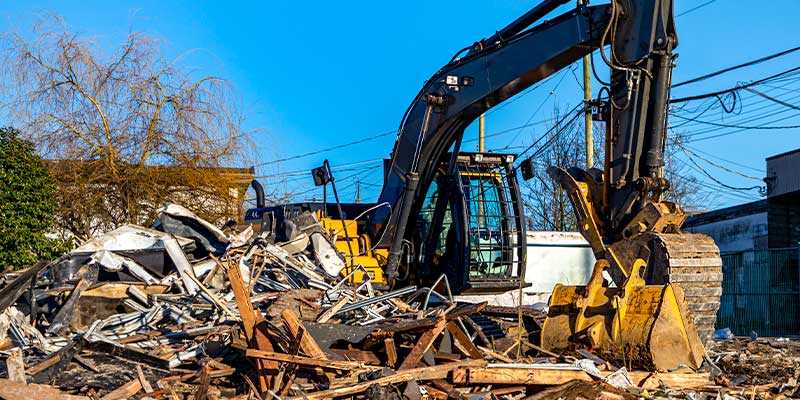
top-left (430, 379), bottom-right (465, 400)
top-left (245, 349), bottom-right (370, 370)
top-left (25, 353), bottom-right (63, 377)
top-left (6, 348), bottom-right (25, 383)
top-left (0, 379), bottom-right (88, 400)
top-left (330, 348), bottom-right (381, 365)
top-left (444, 302), bottom-right (487, 319)
top-left (384, 338), bottom-right (397, 368)
top-left (227, 262), bottom-right (256, 339)
top-left (227, 259), bottom-right (276, 391)
top-left (451, 366), bottom-right (712, 389)
top-left (446, 321), bottom-right (483, 360)
top-left (316, 296), bottom-right (349, 323)
top-left (451, 366), bottom-right (594, 385)
top-left (136, 365), bottom-right (153, 393)
top-left (398, 316), bottom-right (447, 370)
top-left (285, 359), bottom-right (487, 400)
top-left (46, 263), bottom-right (99, 336)
top-left (421, 384), bottom-right (449, 400)
top-left (281, 308), bottom-right (328, 360)
top-left (100, 378), bottom-right (142, 400)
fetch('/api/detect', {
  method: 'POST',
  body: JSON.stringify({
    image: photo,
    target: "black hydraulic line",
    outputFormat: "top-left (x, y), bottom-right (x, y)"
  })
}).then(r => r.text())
top-left (325, 160), bottom-right (355, 266)
top-left (645, 42), bottom-right (675, 177)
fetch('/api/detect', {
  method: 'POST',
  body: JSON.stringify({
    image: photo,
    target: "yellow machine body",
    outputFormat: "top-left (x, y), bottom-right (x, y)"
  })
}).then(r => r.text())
top-left (541, 259), bottom-right (705, 370)
top-left (318, 214), bottom-right (388, 286)
top-left (542, 167), bottom-right (711, 371)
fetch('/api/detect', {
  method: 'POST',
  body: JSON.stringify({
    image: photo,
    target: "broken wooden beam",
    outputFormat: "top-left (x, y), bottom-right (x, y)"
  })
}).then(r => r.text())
top-left (450, 365), bottom-right (713, 389)
top-left (398, 315), bottom-right (447, 370)
top-left (227, 259), bottom-right (277, 391)
top-left (384, 337), bottom-right (397, 368)
top-left (46, 263), bottom-right (99, 336)
top-left (245, 349), bottom-right (374, 370)
top-left (100, 377), bottom-right (142, 400)
top-left (281, 308), bottom-right (328, 360)
top-left (446, 321), bottom-right (483, 360)
top-left (6, 347), bottom-right (25, 383)
top-left (0, 379), bottom-right (88, 400)
top-left (286, 359), bottom-right (487, 400)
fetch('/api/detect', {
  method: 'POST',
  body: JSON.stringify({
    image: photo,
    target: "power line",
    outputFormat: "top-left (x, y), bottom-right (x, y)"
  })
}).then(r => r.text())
top-left (501, 66), bottom-right (574, 149)
top-left (675, 0), bottom-right (717, 18)
top-left (251, 130), bottom-right (395, 168)
top-left (671, 65), bottom-right (800, 103)
top-left (681, 152), bottom-right (763, 192)
top-left (744, 87), bottom-right (800, 111)
top-left (671, 114), bottom-right (800, 131)
top-left (673, 45), bottom-right (800, 87)
top-left (682, 144), bottom-right (765, 173)
top-left (514, 103), bottom-right (583, 162)
top-left (671, 83), bottom-right (800, 135)
top-left (255, 158), bottom-right (384, 178)
top-left (676, 142), bottom-right (763, 181)
top-left (672, 158), bottom-right (761, 202)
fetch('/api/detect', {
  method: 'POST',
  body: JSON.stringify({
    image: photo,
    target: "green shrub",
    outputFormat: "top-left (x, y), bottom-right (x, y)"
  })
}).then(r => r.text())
top-left (0, 127), bottom-right (67, 270)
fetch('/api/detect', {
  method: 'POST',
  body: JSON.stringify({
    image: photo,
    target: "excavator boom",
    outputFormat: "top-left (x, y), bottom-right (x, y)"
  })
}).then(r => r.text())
top-left (271, 0), bottom-right (724, 371)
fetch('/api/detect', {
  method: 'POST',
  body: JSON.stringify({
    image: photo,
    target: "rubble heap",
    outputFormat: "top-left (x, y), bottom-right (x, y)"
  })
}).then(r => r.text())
top-left (0, 203), bottom-right (795, 399)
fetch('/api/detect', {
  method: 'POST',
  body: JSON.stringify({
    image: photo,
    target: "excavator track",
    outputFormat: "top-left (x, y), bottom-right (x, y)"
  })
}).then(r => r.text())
top-left (643, 232), bottom-right (723, 345)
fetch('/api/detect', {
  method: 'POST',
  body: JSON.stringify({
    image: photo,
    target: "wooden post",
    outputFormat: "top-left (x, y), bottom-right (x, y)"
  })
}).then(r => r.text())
top-left (478, 113), bottom-right (485, 152)
top-left (579, 0), bottom-right (593, 169)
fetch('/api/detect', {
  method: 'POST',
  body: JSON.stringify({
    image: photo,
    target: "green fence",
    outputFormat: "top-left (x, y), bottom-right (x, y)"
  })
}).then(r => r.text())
top-left (717, 247), bottom-right (800, 337)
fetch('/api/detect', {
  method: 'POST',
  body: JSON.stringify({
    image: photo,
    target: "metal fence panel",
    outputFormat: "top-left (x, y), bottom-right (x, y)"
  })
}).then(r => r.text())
top-left (716, 247), bottom-right (800, 337)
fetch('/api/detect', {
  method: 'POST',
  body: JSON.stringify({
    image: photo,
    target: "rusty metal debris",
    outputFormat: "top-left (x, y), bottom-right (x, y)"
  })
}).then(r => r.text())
top-left (0, 205), bottom-right (792, 399)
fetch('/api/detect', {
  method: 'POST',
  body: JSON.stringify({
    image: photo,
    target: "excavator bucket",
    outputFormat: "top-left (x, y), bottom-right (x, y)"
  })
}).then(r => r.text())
top-left (541, 259), bottom-right (706, 371)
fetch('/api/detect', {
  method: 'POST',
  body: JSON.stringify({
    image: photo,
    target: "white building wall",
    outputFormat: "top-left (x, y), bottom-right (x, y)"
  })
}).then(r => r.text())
top-left (685, 212), bottom-right (768, 253)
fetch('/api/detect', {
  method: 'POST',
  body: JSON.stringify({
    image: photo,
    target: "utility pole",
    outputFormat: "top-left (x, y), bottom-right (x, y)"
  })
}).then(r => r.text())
top-left (478, 113), bottom-right (486, 152)
top-left (580, 0), bottom-right (593, 169)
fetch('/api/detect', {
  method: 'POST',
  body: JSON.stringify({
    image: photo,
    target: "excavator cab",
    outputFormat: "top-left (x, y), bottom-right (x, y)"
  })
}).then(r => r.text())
top-left (412, 152), bottom-right (526, 293)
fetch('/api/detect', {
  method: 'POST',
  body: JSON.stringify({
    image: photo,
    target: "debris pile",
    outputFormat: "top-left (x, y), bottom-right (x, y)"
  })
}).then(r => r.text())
top-left (707, 337), bottom-right (800, 397)
top-left (0, 203), bottom-right (792, 399)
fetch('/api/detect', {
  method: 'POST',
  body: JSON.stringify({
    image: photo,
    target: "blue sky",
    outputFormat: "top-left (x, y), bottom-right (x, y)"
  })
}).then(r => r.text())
top-left (2, 0), bottom-right (798, 209)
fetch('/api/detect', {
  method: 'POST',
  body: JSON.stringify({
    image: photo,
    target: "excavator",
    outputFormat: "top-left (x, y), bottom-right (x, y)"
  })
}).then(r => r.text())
top-left (246, 0), bottom-right (723, 371)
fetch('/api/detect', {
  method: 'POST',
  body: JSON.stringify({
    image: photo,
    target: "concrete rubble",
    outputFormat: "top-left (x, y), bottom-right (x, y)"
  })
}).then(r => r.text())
top-left (0, 203), bottom-right (795, 399)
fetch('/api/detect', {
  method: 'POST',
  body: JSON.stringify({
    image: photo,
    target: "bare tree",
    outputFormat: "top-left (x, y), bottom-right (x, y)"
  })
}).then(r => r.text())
top-left (0, 16), bottom-right (260, 240)
top-left (521, 107), bottom-right (586, 231)
top-left (662, 133), bottom-right (711, 211)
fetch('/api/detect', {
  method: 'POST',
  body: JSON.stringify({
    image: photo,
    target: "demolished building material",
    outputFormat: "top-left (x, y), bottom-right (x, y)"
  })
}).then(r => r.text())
top-left (0, 204), bottom-right (792, 399)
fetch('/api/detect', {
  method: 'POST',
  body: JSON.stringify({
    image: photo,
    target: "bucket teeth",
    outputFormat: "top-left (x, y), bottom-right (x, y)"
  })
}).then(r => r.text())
top-left (541, 232), bottom-right (722, 371)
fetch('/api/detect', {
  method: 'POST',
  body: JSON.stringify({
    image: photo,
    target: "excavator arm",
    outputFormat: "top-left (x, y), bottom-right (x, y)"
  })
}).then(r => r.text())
top-left (364, 0), bottom-right (721, 371)
top-left (371, 0), bottom-right (681, 280)
top-left (371, 1), bottom-right (612, 280)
